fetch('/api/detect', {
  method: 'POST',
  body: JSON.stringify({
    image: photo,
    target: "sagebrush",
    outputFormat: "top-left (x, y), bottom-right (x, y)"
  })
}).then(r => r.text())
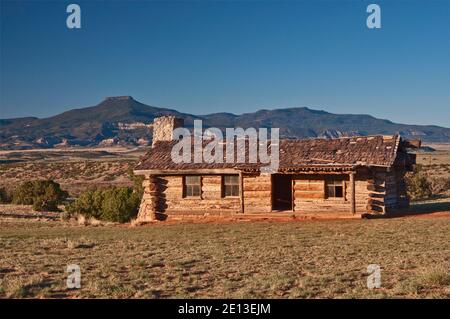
top-left (11, 180), bottom-right (68, 211)
top-left (66, 186), bottom-right (141, 222)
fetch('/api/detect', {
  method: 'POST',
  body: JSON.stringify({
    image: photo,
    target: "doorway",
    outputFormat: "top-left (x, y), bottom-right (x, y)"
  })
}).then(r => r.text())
top-left (272, 174), bottom-right (293, 211)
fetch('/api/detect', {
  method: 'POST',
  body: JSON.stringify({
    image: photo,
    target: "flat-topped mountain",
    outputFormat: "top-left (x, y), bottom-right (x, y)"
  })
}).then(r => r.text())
top-left (1, 96), bottom-right (449, 149)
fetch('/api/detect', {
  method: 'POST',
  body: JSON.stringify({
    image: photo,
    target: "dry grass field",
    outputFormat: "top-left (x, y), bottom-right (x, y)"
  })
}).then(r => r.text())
top-left (1, 216), bottom-right (449, 299)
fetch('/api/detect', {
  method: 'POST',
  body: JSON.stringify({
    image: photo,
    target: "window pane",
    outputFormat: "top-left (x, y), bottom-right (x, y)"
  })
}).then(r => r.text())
top-left (192, 185), bottom-right (200, 196)
top-left (186, 176), bottom-right (200, 185)
top-left (223, 175), bottom-right (240, 197)
top-left (232, 185), bottom-right (239, 196)
top-left (184, 176), bottom-right (201, 197)
top-left (327, 185), bottom-right (335, 197)
top-left (326, 178), bottom-right (345, 198)
top-left (328, 179), bottom-right (343, 186)
top-left (223, 185), bottom-right (239, 197)
top-left (335, 186), bottom-right (343, 197)
top-left (224, 175), bottom-right (239, 185)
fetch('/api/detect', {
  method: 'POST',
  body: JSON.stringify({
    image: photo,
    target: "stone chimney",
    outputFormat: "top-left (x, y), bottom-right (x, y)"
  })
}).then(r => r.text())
top-left (152, 116), bottom-right (184, 146)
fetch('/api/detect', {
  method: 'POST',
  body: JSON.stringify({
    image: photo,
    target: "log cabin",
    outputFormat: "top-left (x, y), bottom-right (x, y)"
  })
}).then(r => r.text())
top-left (134, 116), bottom-right (418, 221)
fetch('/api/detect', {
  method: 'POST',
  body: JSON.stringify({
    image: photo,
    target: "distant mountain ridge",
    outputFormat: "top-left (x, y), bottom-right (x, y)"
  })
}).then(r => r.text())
top-left (1, 96), bottom-right (449, 149)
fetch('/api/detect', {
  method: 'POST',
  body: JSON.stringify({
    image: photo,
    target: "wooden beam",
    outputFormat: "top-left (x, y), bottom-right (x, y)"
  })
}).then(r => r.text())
top-left (350, 172), bottom-right (356, 215)
top-left (291, 178), bottom-right (295, 212)
top-left (239, 171), bottom-right (244, 214)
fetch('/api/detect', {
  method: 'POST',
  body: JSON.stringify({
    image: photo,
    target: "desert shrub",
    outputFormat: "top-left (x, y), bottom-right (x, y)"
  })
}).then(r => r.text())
top-left (33, 196), bottom-right (59, 212)
top-left (11, 182), bottom-right (35, 205)
top-left (66, 186), bottom-right (140, 223)
top-left (0, 187), bottom-right (12, 204)
top-left (429, 177), bottom-right (450, 195)
top-left (66, 188), bottom-right (104, 219)
top-left (11, 180), bottom-right (68, 211)
top-left (405, 166), bottom-right (432, 200)
top-left (66, 169), bottom-right (143, 223)
top-left (100, 187), bottom-right (141, 223)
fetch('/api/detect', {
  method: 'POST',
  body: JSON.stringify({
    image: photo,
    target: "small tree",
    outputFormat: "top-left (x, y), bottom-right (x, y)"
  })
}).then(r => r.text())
top-left (66, 188), bottom-right (104, 219)
top-left (12, 180), bottom-right (68, 211)
top-left (33, 195), bottom-right (59, 211)
top-left (66, 169), bottom-right (143, 223)
top-left (66, 186), bottom-right (140, 223)
top-left (100, 187), bottom-right (140, 223)
top-left (12, 181), bottom-right (36, 205)
top-left (405, 165), bottom-right (432, 201)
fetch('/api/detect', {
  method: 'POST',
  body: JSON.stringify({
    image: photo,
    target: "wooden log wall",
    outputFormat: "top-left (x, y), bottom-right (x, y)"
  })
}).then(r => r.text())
top-left (158, 175), bottom-right (241, 216)
top-left (292, 173), bottom-right (368, 214)
top-left (385, 170), bottom-right (399, 213)
top-left (243, 173), bottom-right (272, 213)
top-left (395, 169), bottom-right (409, 209)
top-left (294, 179), bottom-right (325, 199)
top-left (366, 169), bottom-right (385, 213)
top-left (366, 167), bottom-right (407, 214)
top-left (136, 168), bottom-right (409, 219)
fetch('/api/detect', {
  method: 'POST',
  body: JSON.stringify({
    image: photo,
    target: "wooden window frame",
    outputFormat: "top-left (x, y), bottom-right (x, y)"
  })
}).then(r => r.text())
top-left (183, 175), bottom-right (202, 198)
top-left (222, 175), bottom-right (240, 198)
top-left (325, 178), bottom-right (345, 199)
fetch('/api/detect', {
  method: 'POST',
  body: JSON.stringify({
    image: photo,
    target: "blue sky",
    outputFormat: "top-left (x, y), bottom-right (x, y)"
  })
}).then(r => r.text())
top-left (1, 0), bottom-right (449, 127)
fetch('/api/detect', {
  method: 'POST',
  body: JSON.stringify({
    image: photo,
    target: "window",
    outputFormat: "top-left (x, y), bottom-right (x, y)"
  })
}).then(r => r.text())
top-left (183, 176), bottom-right (201, 197)
top-left (326, 179), bottom-right (344, 198)
top-left (222, 175), bottom-right (240, 197)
